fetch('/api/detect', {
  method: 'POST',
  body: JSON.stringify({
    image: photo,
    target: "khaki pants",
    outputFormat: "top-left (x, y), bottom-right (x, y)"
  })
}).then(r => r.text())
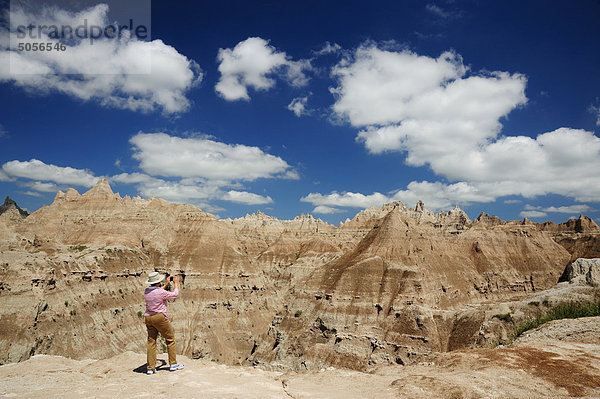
top-left (145, 313), bottom-right (177, 369)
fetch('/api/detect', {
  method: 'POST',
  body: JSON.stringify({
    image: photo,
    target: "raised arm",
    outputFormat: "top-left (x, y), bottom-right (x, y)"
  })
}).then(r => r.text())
top-left (163, 275), bottom-right (179, 299)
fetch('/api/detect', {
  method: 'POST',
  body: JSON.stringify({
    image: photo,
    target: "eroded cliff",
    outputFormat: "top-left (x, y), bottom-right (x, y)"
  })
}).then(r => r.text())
top-left (0, 179), bottom-right (597, 370)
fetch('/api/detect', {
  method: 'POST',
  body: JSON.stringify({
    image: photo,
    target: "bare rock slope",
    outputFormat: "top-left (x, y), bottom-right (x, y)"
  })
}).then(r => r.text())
top-left (2, 316), bottom-right (599, 398)
top-left (0, 179), bottom-right (598, 374)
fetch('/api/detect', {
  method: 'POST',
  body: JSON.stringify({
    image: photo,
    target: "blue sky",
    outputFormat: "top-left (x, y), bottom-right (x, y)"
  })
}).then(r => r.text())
top-left (1, 0), bottom-right (599, 224)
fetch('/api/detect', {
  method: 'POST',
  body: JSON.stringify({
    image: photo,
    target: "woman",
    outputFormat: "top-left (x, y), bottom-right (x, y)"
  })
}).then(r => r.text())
top-left (144, 271), bottom-right (184, 374)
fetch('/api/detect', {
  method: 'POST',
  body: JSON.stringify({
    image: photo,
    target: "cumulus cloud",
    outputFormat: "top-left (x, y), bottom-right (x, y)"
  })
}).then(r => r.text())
top-left (312, 205), bottom-right (345, 214)
top-left (1, 133), bottom-right (292, 209)
top-left (215, 37), bottom-right (311, 101)
top-left (2, 159), bottom-right (98, 187)
top-left (523, 204), bottom-right (593, 214)
top-left (130, 132), bottom-right (296, 181)
top-left (110, 172), bottom-right (157, 184)
top-left (22, 181), bottom-right (62, 192)
top-left (120, 175), bottom-right (272, 208)
top-left (131, 178), bottom-right (226, 212)
top-left (301, 191), bottom-right (391, 209)
top-left (301, 180), bottom-right (494, 212)
top-left (118, 132), bottom-right (297, 207)
top-left (288, 97), bottom-right (309, 117)
top-left (18, 190), bottom-right (44, 198)
top-left (1, 4), bottom-right (202, 114)
top-left (390, 181), bottom-right (494, 210)
top-left (325, 43), bottom-right (600, 208)
top-left (519, 210), bottom-right (548, 219)
top-left (0, 169), bottom-right (15, 182)
top-left (221, 190), bottom-right (272, 205)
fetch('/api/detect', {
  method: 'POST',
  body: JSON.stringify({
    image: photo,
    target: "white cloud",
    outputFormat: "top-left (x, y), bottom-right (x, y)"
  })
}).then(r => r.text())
top-left (215, 37), bottom-right (311, 101)
top-left (504, 199), bottom-right (522, 204)
top-left (391, 181), bottom-right (494, 210)
top-left (221, 190), bottom-right (272, 205)
top-left (589, 103), bottom-right (600, 126)
top-left (2, 159), bottom-right (98, 187)
top-left (332, 46), bottom-right (475, 127)
top-left (110, 172), bottom-right (157, 184)
top-left (519, 210), bottom-right (548, 219)
top-left (328, 43), bottom-right (600, 205)
top-left (288, 96), bottom-right (309, 117)
top-left (425, 4), bottom-right (462, 19)
top-left (314, 42), bottom-right (342, 56)
top-left (312, 205), bottom-right (345, 214)
top-left (426, 4), bottom-right (450, 18)
top-left (1, 4), bottom-right (201, 114)
top-left (301, 191), bottom-right (391, 209)
top-left (115, 132), bottom-right (297, 207)
top-left (282, 170), bottom-right (301, 180)
top-left (544, 205), bottom-right (592, 213)
top-left (17, 191), bottom-right (44, 198)
top-left (0, 169), bottom-right (15, 182)
top-left (130, 177), bottom-right (271, 208)
top-left (302, 180), bottom-right (495, 213)
top-left (130, 132), bottom-right (296, 182)
top-left (523, 204), bottom-right (592, 214)
top-left (1, 134), bottom-right (291, 209)
top-left (22, 181), bottom-right (62, 192)
top-left (134, 178), bottom-right (220, 202)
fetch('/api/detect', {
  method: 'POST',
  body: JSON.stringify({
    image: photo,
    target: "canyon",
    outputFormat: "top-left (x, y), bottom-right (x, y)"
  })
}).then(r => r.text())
top-left (0, 179), bottom-right (599, 394)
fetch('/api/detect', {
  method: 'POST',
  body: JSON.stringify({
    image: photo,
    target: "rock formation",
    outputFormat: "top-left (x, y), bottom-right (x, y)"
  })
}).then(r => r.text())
top-left (0, 197), bottom-right (28, 218)
top-left (0, 179), bottom-right (598, 373)
top-left (559, 258), bottom-right (600, 286)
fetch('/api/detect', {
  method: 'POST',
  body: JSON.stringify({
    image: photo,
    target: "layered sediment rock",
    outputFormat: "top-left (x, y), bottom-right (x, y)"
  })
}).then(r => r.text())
top-left (0, 180), bottom-right (596, 370)
top-left (0, 197), bottom-right (29, 218)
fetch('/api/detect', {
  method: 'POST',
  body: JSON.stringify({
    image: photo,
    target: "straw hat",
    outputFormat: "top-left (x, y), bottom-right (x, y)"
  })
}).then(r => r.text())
top-left (145, 271), bottom-right (165, 285)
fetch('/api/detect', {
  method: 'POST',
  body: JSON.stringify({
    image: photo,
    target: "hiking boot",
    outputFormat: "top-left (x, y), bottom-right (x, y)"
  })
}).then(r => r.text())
top-left (146, 369), bottom-right (156, 375)
top-left (169, 363), bottom-right (184, 371)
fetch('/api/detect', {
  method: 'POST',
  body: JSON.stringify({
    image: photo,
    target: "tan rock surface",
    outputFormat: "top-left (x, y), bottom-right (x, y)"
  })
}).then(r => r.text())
top-left (1, 316), bottom-right (599, 399)
top-left (0, 179), bottom-right (598, 378)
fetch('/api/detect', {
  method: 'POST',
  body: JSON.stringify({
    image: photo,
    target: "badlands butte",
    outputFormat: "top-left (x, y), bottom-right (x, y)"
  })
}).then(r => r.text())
top-left (1, 179), bottom-right (600, 396)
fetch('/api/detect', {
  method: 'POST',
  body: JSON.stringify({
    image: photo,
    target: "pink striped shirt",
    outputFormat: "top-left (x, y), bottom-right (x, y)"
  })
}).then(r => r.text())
top-left (144, 286), bottom-right (179, 318)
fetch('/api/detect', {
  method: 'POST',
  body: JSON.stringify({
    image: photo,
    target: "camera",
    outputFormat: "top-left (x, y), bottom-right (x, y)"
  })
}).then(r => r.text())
top-left (169, 276), bottom-right (174, 282)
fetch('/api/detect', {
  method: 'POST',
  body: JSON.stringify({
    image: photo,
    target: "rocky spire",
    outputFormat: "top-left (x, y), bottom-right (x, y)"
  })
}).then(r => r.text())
top-left (0, 196), bottom-right (29, 218)
top-left (82, 178), bottom-right (116, 199)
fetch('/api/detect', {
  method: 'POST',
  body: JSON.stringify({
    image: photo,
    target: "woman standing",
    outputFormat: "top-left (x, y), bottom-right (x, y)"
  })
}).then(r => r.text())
top-left (144, 271), bottom-right (184, 374)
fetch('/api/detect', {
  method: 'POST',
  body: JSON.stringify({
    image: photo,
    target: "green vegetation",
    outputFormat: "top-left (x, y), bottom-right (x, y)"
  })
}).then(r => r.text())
top-left (294, 310), bottom-right (302, 318)
top-left (528, 301), bottom-right (540, 307)
top-left (137, 311), bottom-right (143, 318)
top-left (513, 301), bottom-right (600, 340)
top-left (69, 309), bottom-right (76, 316)
top-left (70, 245), bottom-right (87, 252)
top-left (64, 300), bottom-right (69, 307)
top-left (493, 312), bottom-right (513, 322)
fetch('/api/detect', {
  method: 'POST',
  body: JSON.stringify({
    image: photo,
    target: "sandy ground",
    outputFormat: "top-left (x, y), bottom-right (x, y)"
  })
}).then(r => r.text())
top-left (2, 317), bottom-right (600, 398)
